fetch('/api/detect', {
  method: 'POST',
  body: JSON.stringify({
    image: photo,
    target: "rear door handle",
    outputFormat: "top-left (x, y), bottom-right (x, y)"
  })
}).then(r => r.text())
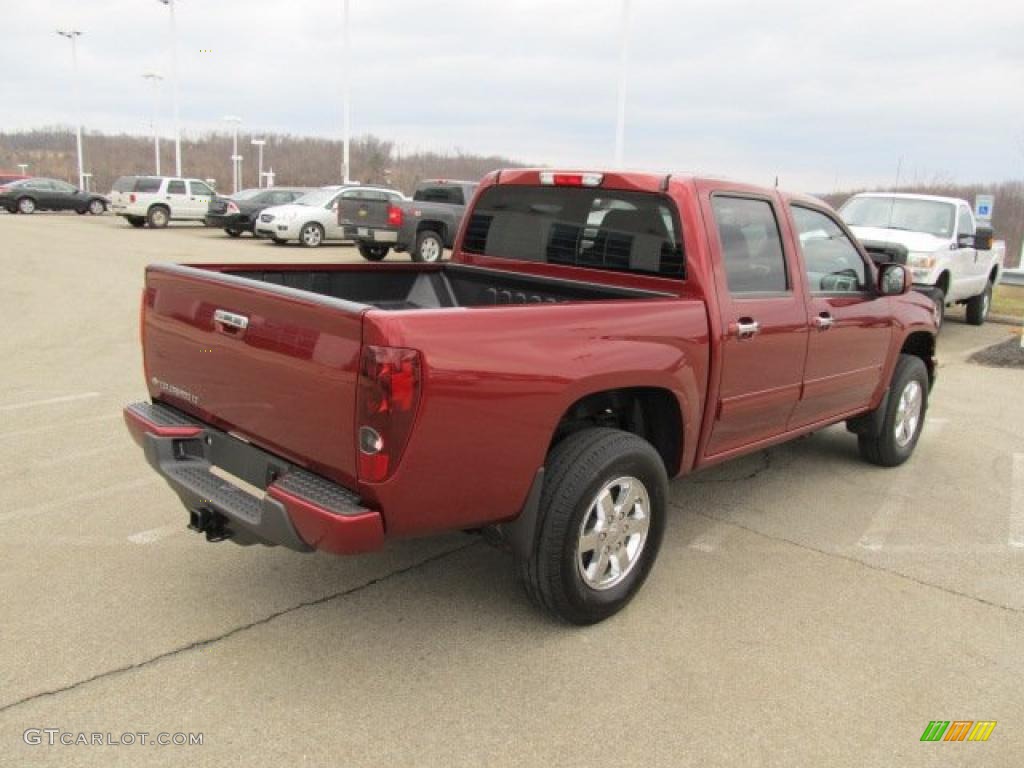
top-left (733, 318), bottom-right (760, 340)
top-left (812, 313), bottom-right (834, 331)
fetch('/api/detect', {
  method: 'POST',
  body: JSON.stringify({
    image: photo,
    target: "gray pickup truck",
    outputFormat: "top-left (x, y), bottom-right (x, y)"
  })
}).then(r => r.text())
top-left (339, 179), bottom-right (478, 262)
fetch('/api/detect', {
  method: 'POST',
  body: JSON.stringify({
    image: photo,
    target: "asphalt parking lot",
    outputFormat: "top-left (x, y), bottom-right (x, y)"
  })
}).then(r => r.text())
top-left (1, 212), bottom-right (1022, 766)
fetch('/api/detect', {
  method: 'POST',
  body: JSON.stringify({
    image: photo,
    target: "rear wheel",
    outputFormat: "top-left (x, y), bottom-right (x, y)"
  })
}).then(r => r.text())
top-left (17, 197), bottom-right (36, 214)
top-left (412, 229), bottom-right (444, 263)
top-left (515, 428), bottom-right (667, 625)
top-left (931, 288), bottom-right (945, 329)
top-left (358, 244), bottom-right (389, 261)
top-left (965, 281), bottom-right (992, 326)
top-left (225, 228), bottom-right (242, 238)
top-left (147, 205), bottom-right (170, 228)
top-left (299, 222), bottom-right (324, 247)
top-left (88, 199), bottom-right (105, 215)
top-left (857, 354), bottom-right (929, 467)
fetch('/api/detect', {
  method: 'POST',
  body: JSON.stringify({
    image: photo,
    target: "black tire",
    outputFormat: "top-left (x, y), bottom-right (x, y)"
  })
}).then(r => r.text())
top-left (857, 354), bottom-right (929, 467)
top-left (930, 288), bottom-right (945, 330)
top-left (17, 197), bottom-right (36, 214)
top-left (358, 243), bottom-right (389, 261)
top-left (88, 198), bottom-right (106, 215)
top-left (965, 282), bottom-right (992, 326)
top-left (126, 216), bottom-right (146, 228)
top-left (412, 229), bottom-right (444, 263)
top-left (299, 222), bottom-right (324, 248)
top-left (515, 428), bottom-right (668, 625)
top-left (225, 228), bottom-right (242, 238)
top-left (147, 205), bottom-right (170, 228)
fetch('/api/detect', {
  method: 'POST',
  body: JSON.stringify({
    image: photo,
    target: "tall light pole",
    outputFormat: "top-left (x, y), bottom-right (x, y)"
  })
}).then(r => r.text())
top-left (17, 164), bottom-right (28, 175)
top-left (251, 139), bottom-right (266, 188)
top-left (157, 0), bottom-right (182, 176)
top-left (614, 0), bottom-right (632, 168)
top-left (143, 72), bottom-right (164, 175)
top-left (341, 0), bottom-right (352, 183)
top-left (223, 115), bottom-right (242, 193)
top-left (56, 29), bottom-right (85, 189)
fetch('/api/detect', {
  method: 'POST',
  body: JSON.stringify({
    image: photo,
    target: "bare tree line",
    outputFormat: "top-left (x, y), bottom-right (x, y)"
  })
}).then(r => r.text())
top-left (0, 127), bottom-right (522, 197)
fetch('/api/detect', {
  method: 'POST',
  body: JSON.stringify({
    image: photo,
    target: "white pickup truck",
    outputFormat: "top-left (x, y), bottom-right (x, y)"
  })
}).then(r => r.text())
top-left (840, 193), bottom-right (1005, 326)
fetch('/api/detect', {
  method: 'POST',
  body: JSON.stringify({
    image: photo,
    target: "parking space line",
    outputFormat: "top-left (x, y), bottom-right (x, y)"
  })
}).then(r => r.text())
top-left (0, 478), bottom-right (158, 524)
top-left (0, 413), bottom-right (120, 441)
top-left (0, 392), bottom-right (100, 412)
top-left (128, 523), bottom-right (183, 545)
top-left (858, 496), bottom-right (905, 551)
top-left (1010, 453), bottom-right (1024, 549)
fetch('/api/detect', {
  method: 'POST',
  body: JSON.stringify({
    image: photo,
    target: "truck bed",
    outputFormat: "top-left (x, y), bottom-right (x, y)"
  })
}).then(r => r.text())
top-left (220, 263), bottom-right (668, 310)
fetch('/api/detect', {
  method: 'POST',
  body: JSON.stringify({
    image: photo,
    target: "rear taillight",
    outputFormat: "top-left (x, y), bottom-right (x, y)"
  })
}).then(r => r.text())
top-left (129, 193), bottom-right (136, 203)
top-left (356, 345), bottom-right (422, 483)
top-left (387, 205), bottom-right (403, 227)
top-left (226, 201), bottom-right (239, 214)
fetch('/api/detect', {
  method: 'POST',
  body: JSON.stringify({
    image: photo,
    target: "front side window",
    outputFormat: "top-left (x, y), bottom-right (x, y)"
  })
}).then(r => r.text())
top-left (167, 180), bottom-right (186, 195)
top-left (957, 205), bottom-right (975, 237)
top-left (791, 206), bottom-right (868, 293)
top-left (53, 181), bottom-right (76, 194)
top-left (462, 186), bottom-right (684, 277)
top-left (711, 196), bottom-right (788, 294)
top-left (190, 181), bottom-right (213, 197)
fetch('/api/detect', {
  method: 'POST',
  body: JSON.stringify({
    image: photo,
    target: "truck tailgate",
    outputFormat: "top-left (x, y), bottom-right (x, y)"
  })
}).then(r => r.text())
top-left (338, 198), bottom-right (390, 228)
top-left (142, 264), bottom-right (366, 488)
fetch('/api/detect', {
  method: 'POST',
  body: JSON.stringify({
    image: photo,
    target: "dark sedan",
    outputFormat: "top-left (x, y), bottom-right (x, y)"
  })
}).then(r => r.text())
top-left (0, 177), bottom-right (108, 215)
top-left (204, 187), bottom-right (313, 237)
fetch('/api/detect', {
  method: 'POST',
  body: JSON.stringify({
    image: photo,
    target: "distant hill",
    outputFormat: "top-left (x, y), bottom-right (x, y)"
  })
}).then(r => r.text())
top-left (822, 182), bottom-right (1023, 269)
top-left (0, 127), bottom-right (524, 197)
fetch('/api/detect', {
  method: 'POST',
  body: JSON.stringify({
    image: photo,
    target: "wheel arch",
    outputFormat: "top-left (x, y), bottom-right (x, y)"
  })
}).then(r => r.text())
top-left (900, 331), bottom-right (936, 386)
top-left (548, 387), bottom-right (684, 476)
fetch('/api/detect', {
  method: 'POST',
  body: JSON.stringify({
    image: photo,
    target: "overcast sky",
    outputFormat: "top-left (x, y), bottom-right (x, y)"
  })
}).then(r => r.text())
top-left (3, 0), bottom-right (1023, 191)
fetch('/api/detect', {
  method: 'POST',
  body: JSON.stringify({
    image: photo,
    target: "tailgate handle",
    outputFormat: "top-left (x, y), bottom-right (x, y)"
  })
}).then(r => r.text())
top-left (214, 309), bottom-right (249, 335)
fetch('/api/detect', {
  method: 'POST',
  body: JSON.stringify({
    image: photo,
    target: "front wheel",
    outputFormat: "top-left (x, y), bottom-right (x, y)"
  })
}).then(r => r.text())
top-left (88, 199), bottom-right (106, 215)
top-left (516, 428), bottom-right (668, 625)
top-left (965, 282), bottom-right (992, 326)
top-left (17, 197), bottom-right (36, 214)
top-left (299, 222), bottom-right (324, 247)
top-left (412, 230), bottom-right (444, 263)
top-left (857, 354), bottom-right (929, 467)
top-left (931, 288), bottom-right (945, 329)
top-left (358, 243), bottom-right (389, 261)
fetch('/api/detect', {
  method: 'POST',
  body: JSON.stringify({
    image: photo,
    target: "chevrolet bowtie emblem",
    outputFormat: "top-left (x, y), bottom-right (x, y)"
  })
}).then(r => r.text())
top-left (358, 209), bottom-right (367, 217)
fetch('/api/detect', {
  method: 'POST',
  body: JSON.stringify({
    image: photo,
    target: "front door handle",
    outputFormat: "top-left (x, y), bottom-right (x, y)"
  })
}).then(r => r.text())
top-left (812, 312), bottom-right (834, 331)
top-left (733, 318), bottom-right (760, 340)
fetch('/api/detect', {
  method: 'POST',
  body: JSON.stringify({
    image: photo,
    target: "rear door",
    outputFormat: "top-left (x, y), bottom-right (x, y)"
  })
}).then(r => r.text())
top-left (786, 204), bottom-right (893, 428)
top-left (164, 179), bottom-right (189, 217)
top-left (702, 190), bottom-right (809, 456)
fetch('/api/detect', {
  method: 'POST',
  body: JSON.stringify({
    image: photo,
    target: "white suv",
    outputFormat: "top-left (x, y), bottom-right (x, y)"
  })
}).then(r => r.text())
top-left (109, 176), bottom-right (217, 228)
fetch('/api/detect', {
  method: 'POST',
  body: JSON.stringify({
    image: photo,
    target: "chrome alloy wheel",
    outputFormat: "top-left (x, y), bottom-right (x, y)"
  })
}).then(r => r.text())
top-left (576, 476), bottom-right (650, 590)
top-left (420, 236), bottom-right (441, 262)
top-left (894, 379), bottom-right (923, 448)
top-left (301, 223), bottom-right (323, 247)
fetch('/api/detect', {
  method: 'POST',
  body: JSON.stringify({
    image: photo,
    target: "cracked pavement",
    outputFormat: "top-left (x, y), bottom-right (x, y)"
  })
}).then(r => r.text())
top-left (1, 214), bottom-right (1022, 766)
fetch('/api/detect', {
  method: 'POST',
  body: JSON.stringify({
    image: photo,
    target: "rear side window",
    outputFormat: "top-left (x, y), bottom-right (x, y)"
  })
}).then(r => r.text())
top-left (711, 196), bottom-right (788, 293)
top-left (134, 178), bottom-right (162, 193)
top-left (462, 186), bottom-right (684, 278)
top-left (112, 176), bottom-right (136, 192)
top-left (414, 186), bottom-right (465, 204)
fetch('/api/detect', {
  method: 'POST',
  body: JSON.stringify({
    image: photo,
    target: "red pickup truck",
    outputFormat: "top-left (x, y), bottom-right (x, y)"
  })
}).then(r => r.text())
top-left (124, 169), bottom-right (937, 624)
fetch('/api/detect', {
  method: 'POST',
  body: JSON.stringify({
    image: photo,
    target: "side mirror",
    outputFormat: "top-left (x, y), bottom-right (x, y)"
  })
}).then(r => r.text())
top-left (878, 263), bottom-right (911, 296)
top-left (974, 225), bottom-right (993, 251)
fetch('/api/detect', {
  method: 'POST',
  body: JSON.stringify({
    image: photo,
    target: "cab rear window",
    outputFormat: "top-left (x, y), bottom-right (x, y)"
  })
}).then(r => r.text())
top-left (462, 186), bottom-right (684, 278)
